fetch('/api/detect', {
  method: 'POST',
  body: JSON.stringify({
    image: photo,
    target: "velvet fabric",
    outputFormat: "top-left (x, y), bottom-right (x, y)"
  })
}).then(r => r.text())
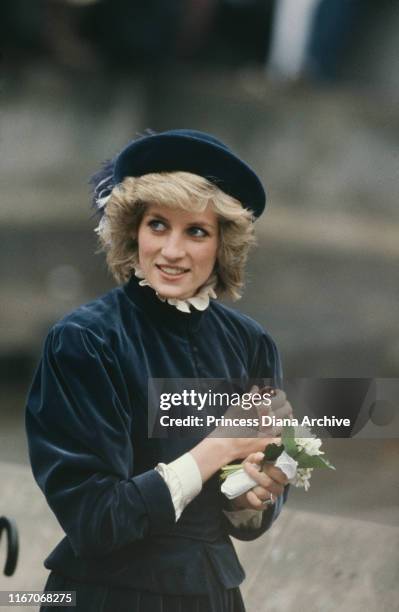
top-left (91, 129), bottom-right (266, 218)
top-left (40, 571), bottom-right (246, 612)
top-left (26, 276), bottom-right (287, 610)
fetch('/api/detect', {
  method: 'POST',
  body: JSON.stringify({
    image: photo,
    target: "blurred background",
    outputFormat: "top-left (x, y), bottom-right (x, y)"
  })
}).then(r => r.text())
top-left (1, 0), bottom-right (398, 610)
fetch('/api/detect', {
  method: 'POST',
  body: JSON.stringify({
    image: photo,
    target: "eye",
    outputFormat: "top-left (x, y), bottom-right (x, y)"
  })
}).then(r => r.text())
top-left (148, 219), bottom-right (167, 232)
top-left (187, 226), bottom-right (209, 238)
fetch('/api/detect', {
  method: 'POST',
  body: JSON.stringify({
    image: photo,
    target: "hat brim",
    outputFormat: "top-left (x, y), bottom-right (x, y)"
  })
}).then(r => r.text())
top-left (114, 133), bottom-right (266, 218)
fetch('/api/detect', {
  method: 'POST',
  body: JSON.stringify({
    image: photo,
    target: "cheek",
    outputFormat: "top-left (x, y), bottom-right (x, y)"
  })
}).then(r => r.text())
top-left (209, 238), bottom-right (219, 263)
top-left (197, 241), bottom-right (218, 269)
top-left (138, 229), bottom-right (155, 261)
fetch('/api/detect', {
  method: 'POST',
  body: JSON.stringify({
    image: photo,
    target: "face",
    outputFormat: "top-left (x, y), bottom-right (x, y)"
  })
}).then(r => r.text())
top-left (137, 204), bottom-right (218, 300)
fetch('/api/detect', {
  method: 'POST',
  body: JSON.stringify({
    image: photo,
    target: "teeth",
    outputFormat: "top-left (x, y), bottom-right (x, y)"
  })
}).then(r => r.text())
top-left (159, 266), bottom-right (186, 275)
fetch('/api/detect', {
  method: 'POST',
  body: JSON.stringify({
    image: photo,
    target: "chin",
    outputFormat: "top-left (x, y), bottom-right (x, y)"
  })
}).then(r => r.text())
top-left (153, 283), bottom-right (192, 301)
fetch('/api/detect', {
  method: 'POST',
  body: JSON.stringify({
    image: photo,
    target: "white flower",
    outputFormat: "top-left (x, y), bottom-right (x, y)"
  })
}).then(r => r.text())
top-left (290, 467), bottom-right (313, 491)
top-left (294, 426), bottom-right (324, 456)
top-left (296, 437), bottom-right (323, 456)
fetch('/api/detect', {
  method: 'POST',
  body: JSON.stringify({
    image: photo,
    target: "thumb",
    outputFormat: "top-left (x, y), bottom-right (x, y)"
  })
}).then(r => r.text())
top-left (243, 451), bottom-right (265, 465)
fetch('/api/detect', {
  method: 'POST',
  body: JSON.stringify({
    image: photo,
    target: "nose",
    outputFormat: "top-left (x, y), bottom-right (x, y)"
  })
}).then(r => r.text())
top-left (160, 231), bottom-right (186, 261)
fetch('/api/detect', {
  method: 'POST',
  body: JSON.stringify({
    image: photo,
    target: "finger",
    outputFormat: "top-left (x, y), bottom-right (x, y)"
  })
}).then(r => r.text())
top-left (256, 391), bottom-right (275, 416)
top-left (246, 489), bottom-right (264, 510)
top-left (233, 437), bottom-right (279, 460)
top-left (262, 386), bottom-right (277, 397)
top-left (258, 402), bottom-right (294, 435)
top-left (253, 481), bottom-right (285, 498)
top-left (242, 451), bottom-right (265, 465)
top-left (250, 485), bottom-right (271, 501)
top-left (263, 464), bottom-right (289, 485)
top-left (257, 393), bottom-right (290, 417)
top-left (260, 436), bottom-right (282, 447)
top-left (269, 389), bottom-right (287, 410)
top-left (257, 423), bottom-right (279, 436)
top-left (273, 400), bottom-right (293, 420)
top-left (244, 462), bottom-right (273, 488)
top-left (251, 487), bottom-right (281, 502)
top-left (258, 423), bottom-right (284, 436)
top-left (244, 463), bottom-right (285, 495)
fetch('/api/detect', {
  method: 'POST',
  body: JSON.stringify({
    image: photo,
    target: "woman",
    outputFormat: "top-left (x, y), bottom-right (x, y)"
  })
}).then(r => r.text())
top-left (26, 129), bottom-right (291, 612)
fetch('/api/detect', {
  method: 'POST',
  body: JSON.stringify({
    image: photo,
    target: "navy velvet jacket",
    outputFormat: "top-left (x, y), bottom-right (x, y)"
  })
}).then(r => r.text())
top-left (25, 276), bottom-right (288, 594)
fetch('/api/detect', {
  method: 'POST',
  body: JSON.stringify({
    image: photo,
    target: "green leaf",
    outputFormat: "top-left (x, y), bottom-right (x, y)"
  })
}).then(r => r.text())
top-left (219, 463), bottom-right (243, 481)
top-left (264, 443), bottom-right (284, 462)
top-left (282, 425), bottom-right (295, 442)
top-left (281, 426), bottom-right (297, 457)
top-left (296, 450), bottom-right (335, 469)
top-left (318, 456), bottom-right (335, 470)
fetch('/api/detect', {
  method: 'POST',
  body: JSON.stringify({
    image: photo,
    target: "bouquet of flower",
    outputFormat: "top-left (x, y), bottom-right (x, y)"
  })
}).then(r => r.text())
top-left (220, 425), bottom-right (335, 499)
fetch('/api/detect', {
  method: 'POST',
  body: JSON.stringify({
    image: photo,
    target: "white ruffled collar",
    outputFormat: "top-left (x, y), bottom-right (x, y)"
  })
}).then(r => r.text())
top-left (133, 266), bottom-right (217, 313)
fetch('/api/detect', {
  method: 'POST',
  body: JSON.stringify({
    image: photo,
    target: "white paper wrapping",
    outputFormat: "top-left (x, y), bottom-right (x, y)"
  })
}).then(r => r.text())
top-left (221, 468), bottom-right (258, 500)
top-left (221, 451), bottom-right (298, 500)
top-left (275, 450), bottom-right (298, 479)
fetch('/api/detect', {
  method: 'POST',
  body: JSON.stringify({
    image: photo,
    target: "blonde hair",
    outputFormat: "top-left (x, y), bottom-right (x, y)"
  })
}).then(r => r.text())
top-left (96, 171), bottom-right (256, 300)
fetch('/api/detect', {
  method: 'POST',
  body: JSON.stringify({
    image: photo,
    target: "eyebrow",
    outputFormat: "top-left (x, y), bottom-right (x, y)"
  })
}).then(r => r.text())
top-left (145, 210), bottom-right (216, 230)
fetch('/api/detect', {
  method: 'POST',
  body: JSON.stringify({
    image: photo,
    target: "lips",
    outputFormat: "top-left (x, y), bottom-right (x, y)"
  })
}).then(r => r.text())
top-left (156, 264), bottom-right (190, 277)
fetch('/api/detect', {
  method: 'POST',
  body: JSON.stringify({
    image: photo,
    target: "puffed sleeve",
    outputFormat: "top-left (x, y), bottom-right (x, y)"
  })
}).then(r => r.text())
top-left (25, 323), bottom-right (175, 559)
top-left (221, 329), bottom-right (289, 540)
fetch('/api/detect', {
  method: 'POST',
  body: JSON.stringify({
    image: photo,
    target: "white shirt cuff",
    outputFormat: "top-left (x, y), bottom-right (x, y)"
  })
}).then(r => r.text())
top-left (155, 452), bottom-right (202, 521)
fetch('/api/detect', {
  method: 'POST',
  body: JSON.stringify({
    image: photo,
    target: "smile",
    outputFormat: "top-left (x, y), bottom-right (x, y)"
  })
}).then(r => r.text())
top-left (156, 265), bottom-right (190, 277)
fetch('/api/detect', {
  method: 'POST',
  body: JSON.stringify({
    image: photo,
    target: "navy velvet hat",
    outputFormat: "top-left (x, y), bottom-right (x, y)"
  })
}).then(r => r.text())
top-left (91, 129), bottom-right (266, 218)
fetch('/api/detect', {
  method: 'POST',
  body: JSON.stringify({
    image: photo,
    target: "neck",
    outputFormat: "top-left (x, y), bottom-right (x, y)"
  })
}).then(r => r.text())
top-left (133, 266), bottom-right (217, 313)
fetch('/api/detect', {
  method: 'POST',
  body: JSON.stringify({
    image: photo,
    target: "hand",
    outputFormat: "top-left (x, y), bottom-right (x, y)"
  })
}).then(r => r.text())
top-left (229, 451), bottom-right (289, 511)
top-left (210, 386), bottom-right (294, 461)
top-left (190, 387), bottom-right (294, 482)
top-left (256, 387), bottom-right (294, 436)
